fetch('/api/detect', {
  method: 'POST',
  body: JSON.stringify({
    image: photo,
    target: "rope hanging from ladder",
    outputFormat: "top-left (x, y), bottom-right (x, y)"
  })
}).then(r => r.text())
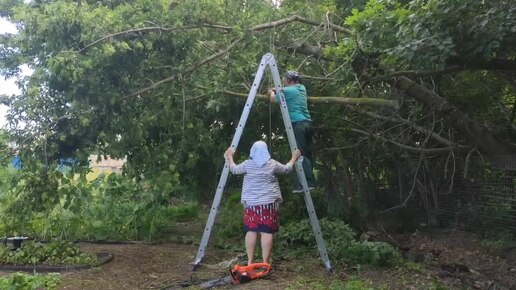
top-left (267, 73), bottom-right (273, 153)
top-left (267, 25), bottom-right (276, 153)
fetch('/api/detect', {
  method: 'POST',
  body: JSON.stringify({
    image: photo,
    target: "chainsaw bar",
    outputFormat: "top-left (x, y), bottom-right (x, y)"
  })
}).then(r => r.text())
top-left (198, 275), bottom-right (233, 289)
top-left (160, 275), bottom-right (232, 290)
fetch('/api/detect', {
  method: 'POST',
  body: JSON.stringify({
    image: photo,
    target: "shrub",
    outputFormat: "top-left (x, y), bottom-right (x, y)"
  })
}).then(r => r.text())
top-left (276, 218), bottom-right (401, 267)
top-left (0, 173), bottom-right (200, 241)
top-left (212, 191), bottom-right (244, 249)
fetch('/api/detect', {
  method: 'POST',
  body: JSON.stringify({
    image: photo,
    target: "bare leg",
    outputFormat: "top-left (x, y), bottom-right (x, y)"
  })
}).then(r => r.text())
top-left (261, 233), bottom-right (273, 264)
top-left (245, 231), bottom-right (258, 265)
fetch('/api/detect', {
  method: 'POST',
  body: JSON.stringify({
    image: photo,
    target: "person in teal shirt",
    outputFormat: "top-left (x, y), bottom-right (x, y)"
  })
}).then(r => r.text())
top-left (267, 71), bottom-right (316, 192)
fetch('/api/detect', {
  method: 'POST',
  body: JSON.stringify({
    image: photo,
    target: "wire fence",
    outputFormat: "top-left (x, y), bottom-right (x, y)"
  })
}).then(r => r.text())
top-left (438, 154), bottom-right (516, 236)
top-left (333, 153), bottom-right (516, 237)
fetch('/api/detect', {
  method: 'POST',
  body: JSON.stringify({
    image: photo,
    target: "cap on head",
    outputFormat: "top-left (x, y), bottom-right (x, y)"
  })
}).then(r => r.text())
top-left (285, 70), bottom-right (300, 82)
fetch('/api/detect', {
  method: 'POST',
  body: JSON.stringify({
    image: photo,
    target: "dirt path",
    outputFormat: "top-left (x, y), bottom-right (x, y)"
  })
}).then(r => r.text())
top-left (59, 243), bottom-right (202, 289)
top-left (393, 230), bottom-right (516, 290)
top-left (1, 228), bottom-right (515, 289)
top-left (55, 243), bottom-right (331, 290)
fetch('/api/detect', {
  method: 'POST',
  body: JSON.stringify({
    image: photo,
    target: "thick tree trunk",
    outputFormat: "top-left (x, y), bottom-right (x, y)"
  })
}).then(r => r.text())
top-left (393, 76), bottom-right (516, 168)
top-left (356, 152), bottom-right (369, 228)
top-left (222, 89), bottom-right (399, 109)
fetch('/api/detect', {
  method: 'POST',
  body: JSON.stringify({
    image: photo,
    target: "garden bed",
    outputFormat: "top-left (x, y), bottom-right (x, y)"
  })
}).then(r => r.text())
top-left (0, 252), bottom-right (113, 273)
top-left (0, 240), bottom-right (114, 273)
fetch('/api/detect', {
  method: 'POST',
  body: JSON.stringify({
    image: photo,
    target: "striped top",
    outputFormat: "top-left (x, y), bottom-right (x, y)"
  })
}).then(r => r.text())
top-left (229, 159), bottom-right (293, 206)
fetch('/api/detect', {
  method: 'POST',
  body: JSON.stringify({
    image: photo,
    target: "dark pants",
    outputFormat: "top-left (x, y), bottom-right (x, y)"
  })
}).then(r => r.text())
top-left (293, 121), bottom-right (316, 188)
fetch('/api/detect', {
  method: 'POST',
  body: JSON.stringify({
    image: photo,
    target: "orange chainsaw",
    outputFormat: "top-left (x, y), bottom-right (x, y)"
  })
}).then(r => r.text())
top-left (192, 263), bottom-right (271, 288)
top-left (229, 263), bottom-right (271, 284)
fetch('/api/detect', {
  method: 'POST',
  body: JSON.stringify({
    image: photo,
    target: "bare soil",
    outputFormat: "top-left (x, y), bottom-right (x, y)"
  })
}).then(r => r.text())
top-left (1, 224), bottom-right (515, 289)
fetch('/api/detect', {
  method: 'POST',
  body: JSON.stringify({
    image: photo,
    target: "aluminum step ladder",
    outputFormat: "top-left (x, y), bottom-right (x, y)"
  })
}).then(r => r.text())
top-left (192, 53), bottom-right (333, 272)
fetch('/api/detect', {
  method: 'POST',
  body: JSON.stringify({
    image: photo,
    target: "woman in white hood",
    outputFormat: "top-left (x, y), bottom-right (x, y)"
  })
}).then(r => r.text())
top-left (225, 141), bottom-right (301, 265)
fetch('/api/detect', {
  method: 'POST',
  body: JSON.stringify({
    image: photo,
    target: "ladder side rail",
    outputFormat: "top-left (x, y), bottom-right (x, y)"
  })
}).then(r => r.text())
top-left (267, 55), bottom-right (333, 272)
top-left (192, 54), bottom-right (272, 270)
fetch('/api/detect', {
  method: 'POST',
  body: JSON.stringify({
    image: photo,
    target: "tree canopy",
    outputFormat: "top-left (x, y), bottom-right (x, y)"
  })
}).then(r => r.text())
top-left (0, 0), bottom-right (515, 218)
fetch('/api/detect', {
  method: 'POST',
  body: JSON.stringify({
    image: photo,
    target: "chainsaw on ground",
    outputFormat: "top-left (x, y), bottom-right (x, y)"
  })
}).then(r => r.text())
top-left (197, 263), bottom-right (272, 288)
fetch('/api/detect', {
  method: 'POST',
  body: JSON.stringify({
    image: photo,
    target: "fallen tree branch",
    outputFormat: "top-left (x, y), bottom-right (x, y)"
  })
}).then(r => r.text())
top-left (299, 74), bottom-right (336, 81)
top-left (220, 89), bottom-right (399, 109)
top-left (76, 24), bottom-right (232, 53)
top-left (77, 15), bottom-right (351, 54)
top-left (366, 58), bottom-right (516, 84)
top-left (357, 109), bottom-right (456, 146)
top-left (309, 96), bottom-right (399, 109)
top-left (183, 36), bottom-right (243, 75)
top-left (393, 76), bottom-right (516, 159)
top-left (366, 67), bottom-right (463, 84)
top-left (276, 41), bottom-right (333, 60)
top-left (250, 15), bottom-right (352, 34)
top-left (109, 14), bottom-right (352, 99)
top-left (350, 128), bottom-right (470, 155)
top-left (122, 37), bottom-right (242, 99)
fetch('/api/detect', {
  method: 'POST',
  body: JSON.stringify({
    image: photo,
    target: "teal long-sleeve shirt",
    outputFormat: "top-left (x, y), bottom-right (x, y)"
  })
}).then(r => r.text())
top-left (275, 84), bottom-right (312, 123)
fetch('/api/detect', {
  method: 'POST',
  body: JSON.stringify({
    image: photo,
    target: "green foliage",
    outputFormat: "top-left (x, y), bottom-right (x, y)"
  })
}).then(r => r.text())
top-left (0, 273), bottom-right (61, 290)
top-left (277, 218), bottom-right (401, 267)
top-left (345, 0), bottom-right (516, 70)
top-left (281, 188), bottom-right (328, 222)
top-left (0, 173), bottom-right (200, 241)
top-left (0, 0), bottom-right (515, 249)
top-left (404, 261), bottom-right (423, 273)
top-left (285, 277), bottom-right (377, 290)
top-left (0, 240), bottom-right (95, 266)
top-left (480, 233), bottom-right (513, 251)
top-left (344, 240), bottom-right (401, 267)
top-left (428, 279), bottom-right (451, 290)
top-left (212, 190), bottom-right (244, 249)
top-left (338, 278), bottom-right (377, 290)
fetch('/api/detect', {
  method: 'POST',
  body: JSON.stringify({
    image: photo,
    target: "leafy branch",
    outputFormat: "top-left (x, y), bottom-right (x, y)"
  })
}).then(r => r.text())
top-left (75, 24), bottom-right (233, 53)
top-left (123, 36), bottom-right (243, 99)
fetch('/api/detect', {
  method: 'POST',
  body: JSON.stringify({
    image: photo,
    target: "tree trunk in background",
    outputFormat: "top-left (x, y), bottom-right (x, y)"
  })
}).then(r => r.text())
top-left (424, 160), bottom-right (439, 211)
top-left (337, 151), bottom-right (356, 202)
top-left (355, 152), bottom-right (369, 229)
top-left (324, 165), bottom-right (343, 218)
top-left (394, 77), bottom-right (516, 169)
top-left (397, 164), bottom-right (406, 203)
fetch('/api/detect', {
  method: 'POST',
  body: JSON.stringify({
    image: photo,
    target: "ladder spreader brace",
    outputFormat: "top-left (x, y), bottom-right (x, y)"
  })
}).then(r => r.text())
top-left (192, 53), bottom-right (333, 272)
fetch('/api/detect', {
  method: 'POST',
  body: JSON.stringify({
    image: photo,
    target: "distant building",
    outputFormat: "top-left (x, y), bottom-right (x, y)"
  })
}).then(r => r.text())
top-left (8, 151), bottom-right (126, 174)
top-left (88, 155), bottom-right (126, 173)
